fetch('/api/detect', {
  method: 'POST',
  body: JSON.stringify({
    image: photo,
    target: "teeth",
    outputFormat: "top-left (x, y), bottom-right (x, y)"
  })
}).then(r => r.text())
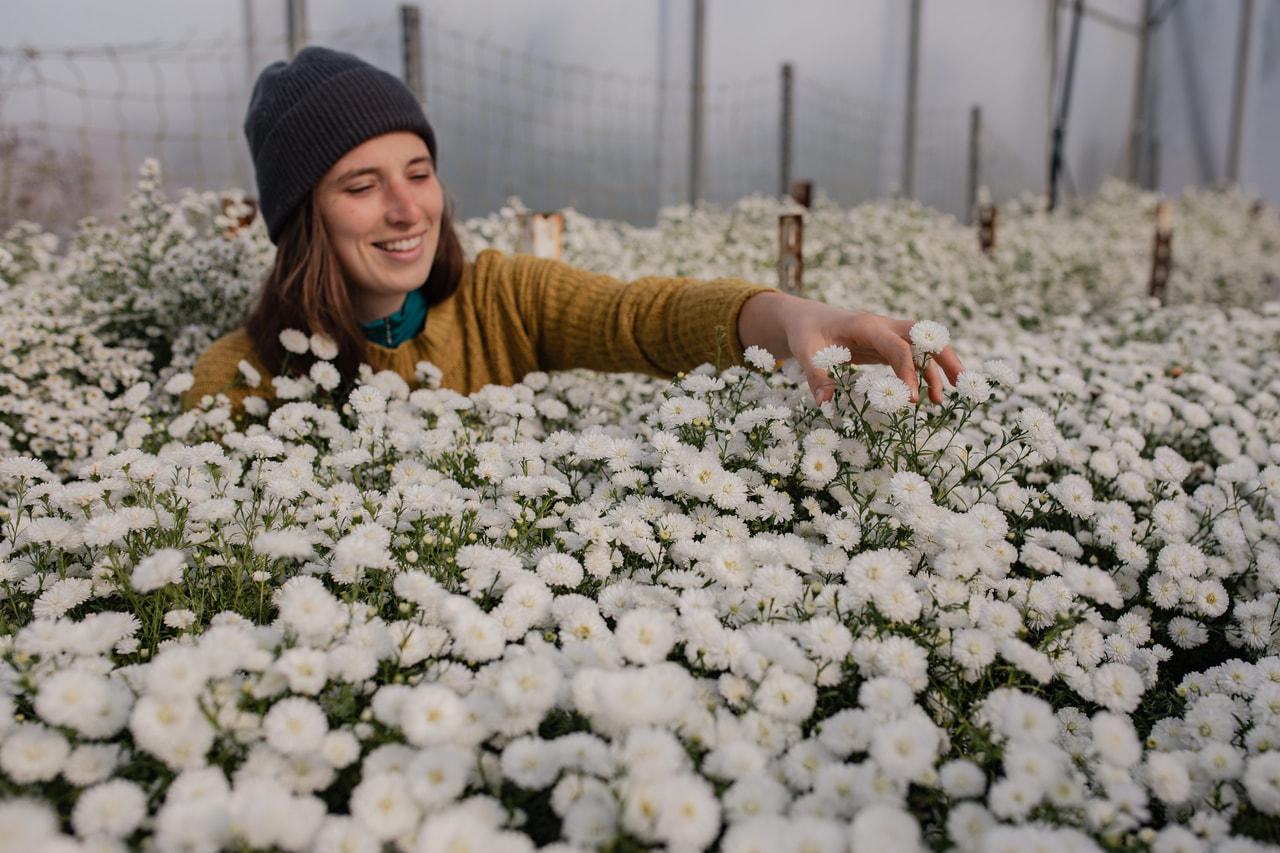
top-left (378, 236), bottom-right (422, 252)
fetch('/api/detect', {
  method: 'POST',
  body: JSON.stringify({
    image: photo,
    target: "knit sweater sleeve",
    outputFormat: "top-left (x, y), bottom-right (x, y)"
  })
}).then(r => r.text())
top-left (186, 328), bottom-right (277, 412)
top-left (469, 249), bottom-right (772, 378)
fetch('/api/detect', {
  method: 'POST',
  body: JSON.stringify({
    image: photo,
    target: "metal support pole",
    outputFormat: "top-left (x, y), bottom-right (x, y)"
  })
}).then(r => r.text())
top-left (689, 0), bottom-right (706, 206)
top-left (1046, 0), bottom-right (1059, 197)
top-left (778, 214), bottom-right (803, 296)
top-left (780, 63), bottom-right (793, 199)
top-left (1127, 0), bottom-right (1153, 184)
top-left (966, 105), bottom-right (982, 225)
top-left (286, 0), bottom-right (307, 58)
top-left (1227, 0), bottom-right (1254, 184)
top-left (1049, 0), bottom-right (1084, 212)
top-left (903, 0), bottom-right (921, 198)
top-left (400, 5), bottom-right (424, 103)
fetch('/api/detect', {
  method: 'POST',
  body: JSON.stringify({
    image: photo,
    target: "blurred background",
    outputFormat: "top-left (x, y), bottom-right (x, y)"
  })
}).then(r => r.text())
top-left (1, 0), bottom-right (1277, 234)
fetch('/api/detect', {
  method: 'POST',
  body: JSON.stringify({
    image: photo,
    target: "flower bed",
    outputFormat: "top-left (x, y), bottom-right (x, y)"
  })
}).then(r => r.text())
top-left (1, 165), bottom-right (1279, 851)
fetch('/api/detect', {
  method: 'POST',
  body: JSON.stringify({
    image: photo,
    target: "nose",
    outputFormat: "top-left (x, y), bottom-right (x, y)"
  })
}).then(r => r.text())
top-left (385, 179), bottom-right (422, 224)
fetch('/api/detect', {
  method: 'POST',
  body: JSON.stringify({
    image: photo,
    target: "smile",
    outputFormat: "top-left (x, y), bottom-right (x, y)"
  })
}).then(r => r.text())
top-left (375, 235), bottom-right (423, 252)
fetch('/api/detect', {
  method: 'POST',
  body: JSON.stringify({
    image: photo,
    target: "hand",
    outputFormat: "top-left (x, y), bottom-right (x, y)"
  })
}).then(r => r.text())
top-left (737, 290), bottom-right (965, 405)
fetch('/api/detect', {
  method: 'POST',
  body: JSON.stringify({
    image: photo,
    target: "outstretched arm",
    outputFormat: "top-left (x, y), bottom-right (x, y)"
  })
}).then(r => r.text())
top-left (737, 290), bottom-right (965, 405)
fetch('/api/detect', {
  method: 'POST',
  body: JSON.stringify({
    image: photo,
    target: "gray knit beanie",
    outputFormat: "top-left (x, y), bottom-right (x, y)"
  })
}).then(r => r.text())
top-left (244, 46), bottom-right (437, 242)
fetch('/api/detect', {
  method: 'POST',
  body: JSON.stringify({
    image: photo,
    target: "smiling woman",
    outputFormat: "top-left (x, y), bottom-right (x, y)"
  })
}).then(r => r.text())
top-left (188, 46), bottom-right (962, 419)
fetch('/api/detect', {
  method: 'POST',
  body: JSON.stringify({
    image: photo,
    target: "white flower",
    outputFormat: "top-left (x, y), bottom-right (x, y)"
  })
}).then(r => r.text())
top-left (1243, 752), bottom-right (1280, 815)
top-left (0, 724), bottom-right (69, 783)
top-left (399, 685), bottom-right (466, 747)
top-left (164, 372), bottom-right (196, 395)
top-left (71, 778), bottom-right (148, 839)
top-left (652, 774), bottom-right (721, 849)
top-left (1092, 663), bottom-right (1145, 713)
top-left (311, 333), bottom-right (339, 361)
top-left (132, 548), bottom-right (187, 593)
top-left (536, 552), bottom-right (585, 589)
top-left (310, 360), bottom-right (342, 391)
top-left (811, 345), bottom-right (852, 371)
top-left (280, 328), bottom-right (311, 355)
top-left (909, 320), bottom-right (950, 354)
top-left (849, 804), bottom-right (921, 853)
top-left (0, 799), bottom-right (59, 852)
top-left (865, 375), bottom-right (912, 413)
top-left (255, 529), bottom-right (315, 561)
top-left (870, 717), bottom-right (941, 783)
top-left (744, 345), bottom-right (776, 372)
top-left (615, 608), bottom-right (677, 665)
top-left (954, 371), bottom-right (991, 403)
top-left (238, 358), bottom-right (262, 388)
top-left (348, 772), bottom-right (422, 842)
top-left (263, 697), bottom-right (329, 755)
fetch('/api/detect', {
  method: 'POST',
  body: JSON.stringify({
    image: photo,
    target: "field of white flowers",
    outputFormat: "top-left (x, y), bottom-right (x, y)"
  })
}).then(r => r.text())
top-left (1, 161), bottom-right (1279, 852)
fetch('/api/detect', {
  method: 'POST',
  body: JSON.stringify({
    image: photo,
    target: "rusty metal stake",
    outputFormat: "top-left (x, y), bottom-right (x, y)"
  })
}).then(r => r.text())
top-left (1148, 201), bottom-right (1173, 304)
top-left (789, 180), bottom-right (812, 209)
top-left (516, 212), bottom-right (564, 261)
top-left (778, 213), bottom-right (803, 296)
top-left (977, 203), bottom-right (998, 254)
top-left (220, 197), bottom-right (258, 239)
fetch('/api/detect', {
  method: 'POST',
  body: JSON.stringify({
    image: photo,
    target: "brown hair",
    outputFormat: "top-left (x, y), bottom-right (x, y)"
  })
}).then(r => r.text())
top-left (245, 186), bottom-right (467, 385)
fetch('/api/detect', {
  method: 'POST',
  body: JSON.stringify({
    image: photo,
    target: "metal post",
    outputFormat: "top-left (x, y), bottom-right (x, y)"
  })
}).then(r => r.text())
top-left (689, 0), bottom-right (706, 206)
top-left (1149, 201), bottom-right (1173, 304)
top-left (778, 214), bottom-right (803, 296)
top-left (1227, 0), bottom-right (1254, 184)
top-left (1049, 0), bottom-right (1084, 212)
top-left (1046, 0), bottom-right (1059, 198)
top-left (286, 0), bottom-right (307, 58)
top-left (903, 0), bottom-right (921, 198)
top-left (780, 63), bottom-right (793, 198)
top-left (400, 5), bottom-right (424, 102)
top-left (1127, 0), bottom-right (1153, 184)
top-left (966, 105), bottom-right (982, 225)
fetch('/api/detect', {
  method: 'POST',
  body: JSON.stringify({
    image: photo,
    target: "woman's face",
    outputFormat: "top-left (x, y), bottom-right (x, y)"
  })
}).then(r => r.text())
top-left (315, 131), bottom-right (443, 323)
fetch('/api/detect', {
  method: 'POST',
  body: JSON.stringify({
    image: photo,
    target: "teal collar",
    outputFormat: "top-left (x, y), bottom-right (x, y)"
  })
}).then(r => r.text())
top-left (361, 288), bottom-right (428, 348)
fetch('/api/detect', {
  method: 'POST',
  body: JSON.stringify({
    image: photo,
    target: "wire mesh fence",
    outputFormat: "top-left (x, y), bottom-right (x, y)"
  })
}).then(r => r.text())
top-left (0, 9), bottom-right (1047, 236)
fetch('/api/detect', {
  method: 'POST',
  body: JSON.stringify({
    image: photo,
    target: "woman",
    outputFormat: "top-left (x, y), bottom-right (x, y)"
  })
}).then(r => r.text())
top-left (189, 46), bottom-right (963, 416)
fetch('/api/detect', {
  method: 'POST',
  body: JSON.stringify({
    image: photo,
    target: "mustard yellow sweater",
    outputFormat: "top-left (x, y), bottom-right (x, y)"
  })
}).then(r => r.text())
top-left (188, 248), bottom-right (771, 412)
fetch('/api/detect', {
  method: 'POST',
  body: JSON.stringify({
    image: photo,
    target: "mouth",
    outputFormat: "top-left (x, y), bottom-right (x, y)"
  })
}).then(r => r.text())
top-left (374, 235), bottom-right (423, 253)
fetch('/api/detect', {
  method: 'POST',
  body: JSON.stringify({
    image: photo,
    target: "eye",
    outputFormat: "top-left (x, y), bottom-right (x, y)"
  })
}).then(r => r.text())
top-left (347, 184), bottom-right (374, 195)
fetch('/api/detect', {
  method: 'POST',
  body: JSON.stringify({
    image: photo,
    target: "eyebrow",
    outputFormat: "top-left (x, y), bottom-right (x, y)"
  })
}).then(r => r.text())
top-left (329, 155), bottom-right (434, 186)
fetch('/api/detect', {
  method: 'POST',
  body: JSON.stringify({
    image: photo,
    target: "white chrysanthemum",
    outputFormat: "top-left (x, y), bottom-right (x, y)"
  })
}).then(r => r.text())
top-left (865, 375), bottom-right (912, 413)
top-left (849, 804), bottom-right (921, 853)
top-left (652, 774), bottom-right (721, 849)
top-left (0, 798), bottom-right (60, 852)
top-left (1243, 752), bottom-right (1280, 815)
top-left (1090, 711), bottom-right (1141, 768)
top-left (399, 685), bottom-right (466, 747)
top-left (349, 772), bottom-right (421, 842)
top-left (263, 697), bottom-right (329, 755)
top-left (615, 608), bottom-right (677, 665)
top-left (310, 360), bottom-right (342, 391)
top-left (744, 345), bottom-right (777, 372)
top-left (255, 529), bottom-right (315, 561)
top-left (71, 778), bottom-right (147, 839)
top-left (909, 320), bottom-right (950, 354)
top-left (0, 724), bottom-right (69, 783)
top-left (1092, 663), bottom-right (1146, 713)
top-left (279, 328), bottom-right (311, 354)
top-left (131, 548), bottom-right (187, 593)
top-left (238, 358), bottom-right (262, 387)
top-left (536, 552), bottom-right (585, 589)
top-left (811, 344), bottom-right (852, 371)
